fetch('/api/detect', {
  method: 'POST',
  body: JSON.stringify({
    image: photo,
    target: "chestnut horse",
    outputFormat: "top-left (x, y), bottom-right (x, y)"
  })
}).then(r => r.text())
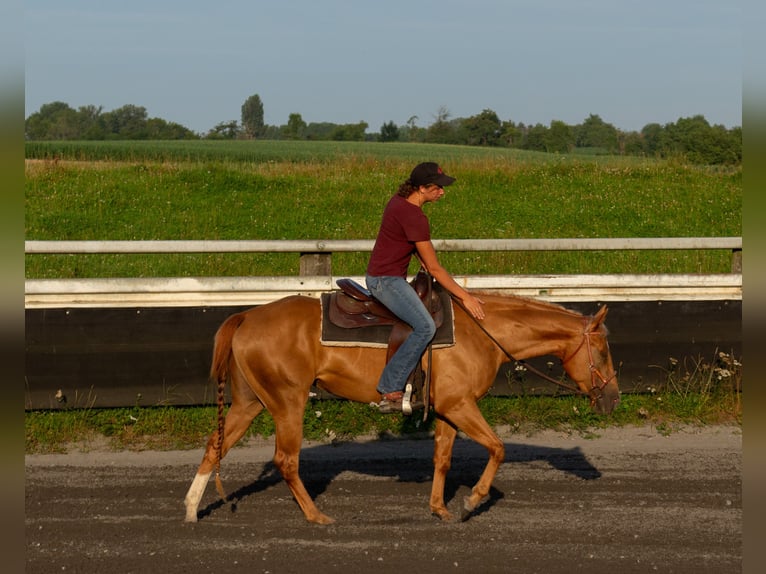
top-left (184, 291), bottom-right (620, 524)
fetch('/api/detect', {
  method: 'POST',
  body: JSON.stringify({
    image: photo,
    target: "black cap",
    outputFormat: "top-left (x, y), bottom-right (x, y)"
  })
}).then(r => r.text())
top-left (409, 162), bottom-right (456, 187)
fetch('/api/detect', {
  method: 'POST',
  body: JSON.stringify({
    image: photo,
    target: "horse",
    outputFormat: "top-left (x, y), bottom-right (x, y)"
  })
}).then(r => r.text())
top-left (183, 290), bottom-right (620, 524)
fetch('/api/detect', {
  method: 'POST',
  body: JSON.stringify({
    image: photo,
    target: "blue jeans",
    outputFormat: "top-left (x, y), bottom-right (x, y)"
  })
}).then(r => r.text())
top-left (365, 275), bottom-right (436, 394)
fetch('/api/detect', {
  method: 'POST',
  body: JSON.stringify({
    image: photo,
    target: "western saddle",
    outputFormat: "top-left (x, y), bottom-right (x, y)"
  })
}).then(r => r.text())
top-left (327, 269), bottom-right (444, 363)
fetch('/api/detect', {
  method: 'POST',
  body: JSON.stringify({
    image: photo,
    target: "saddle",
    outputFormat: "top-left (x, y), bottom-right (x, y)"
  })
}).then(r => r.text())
top-left (327, 269), bottom-right (444, 363)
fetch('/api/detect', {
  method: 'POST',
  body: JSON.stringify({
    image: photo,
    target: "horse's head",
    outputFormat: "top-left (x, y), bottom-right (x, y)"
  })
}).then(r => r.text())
top-left (561, 305), bottom-right (620, 415)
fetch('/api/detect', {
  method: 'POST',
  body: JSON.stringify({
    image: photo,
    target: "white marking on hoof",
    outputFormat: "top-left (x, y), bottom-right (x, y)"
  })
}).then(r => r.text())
top-left (184, 472), bottom-right (211, 522)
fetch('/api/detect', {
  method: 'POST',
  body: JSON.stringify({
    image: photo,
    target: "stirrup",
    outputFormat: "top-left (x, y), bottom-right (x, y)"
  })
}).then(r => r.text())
top-left (402, 383), bottom-right (414, 416)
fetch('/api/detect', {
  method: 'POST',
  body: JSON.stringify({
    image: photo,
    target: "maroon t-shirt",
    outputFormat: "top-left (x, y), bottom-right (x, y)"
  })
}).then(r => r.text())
top-left (367, 195), bottom-right (431, 278)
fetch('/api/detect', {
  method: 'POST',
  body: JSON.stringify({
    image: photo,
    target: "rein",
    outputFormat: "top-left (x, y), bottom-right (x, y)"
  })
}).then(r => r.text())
top-left (450, 295), bottom-right (613, 401)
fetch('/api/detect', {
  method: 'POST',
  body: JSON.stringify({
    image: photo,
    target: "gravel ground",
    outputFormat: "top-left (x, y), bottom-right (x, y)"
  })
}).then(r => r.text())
top-left (25, 424), bottom-right (742, 573)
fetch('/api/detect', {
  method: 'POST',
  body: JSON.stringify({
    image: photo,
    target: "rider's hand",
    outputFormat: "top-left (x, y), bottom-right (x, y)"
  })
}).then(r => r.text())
top-left (462, 294), bottom-right (485, 320)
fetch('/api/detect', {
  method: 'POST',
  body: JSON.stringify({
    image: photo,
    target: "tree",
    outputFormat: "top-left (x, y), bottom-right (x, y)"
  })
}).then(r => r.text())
top-left (379, 121), bottom-right (400, 142)
top-left (522, 123), bottom-right (548, 151)
top-left (330, 121), bottom-right (368, 141)
top-left (621, 131), bottom-right (644, 155)
top-left (73, 105), bottom-right (105, 139)
top-left (636, 116), bottom-right (740, 164)
top-left (545, 120), bottom-right (574, 153)
top-left (426, 106), bottom-right (455, 144)
top-left (102, 105), bottom-right (149, 139)
top-left (715, 125), bottom-right (742, 164)
top-left (304, 122), bottom-right (337, 140)
top-left (399, 116), bottom-right (425, 142)
top-left (145, 118), bottom-right (197, 139)
top-left (205, 121), bottom-right (240, 140)
top-left (640, 123), bottom-right (664, 156)
top-left (458, 109), bottom-right (502, 146)
top-left (241, 94), bottom-right (265, 139)
top-left (575, 114), bottom-right (619, 152)
top-left (283, 113), bottom-right (307, 140)
top-left (403, 115), bottom-right (424, 142)
top-left (662, 115), bottom-right (741, 165)
top-left (500, 120), bottom-right (522, 147)
top-left (25, 101), bottom-right (79, 140)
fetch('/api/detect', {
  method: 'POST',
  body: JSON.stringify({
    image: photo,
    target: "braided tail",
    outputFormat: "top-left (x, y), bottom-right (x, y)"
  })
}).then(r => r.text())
top-left (208, 312), bottom-right (247, 501)
top-left (214, 374), bottom-right (227, 501)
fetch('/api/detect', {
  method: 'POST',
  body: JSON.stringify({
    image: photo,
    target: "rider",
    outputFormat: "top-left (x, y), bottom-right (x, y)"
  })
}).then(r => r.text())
top-left (366, 162), bottom-right (485, 414)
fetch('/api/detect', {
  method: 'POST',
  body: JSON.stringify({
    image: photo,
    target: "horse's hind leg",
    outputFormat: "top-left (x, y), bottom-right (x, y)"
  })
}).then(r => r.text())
top-left (271, 412), bottom-right (335, 525)
top-left (184, 397), bottom-right (264, 522)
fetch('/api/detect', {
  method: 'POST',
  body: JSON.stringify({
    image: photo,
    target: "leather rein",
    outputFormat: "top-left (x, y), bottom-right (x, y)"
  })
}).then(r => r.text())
top-left (450, 295), bottom-right (615, 405)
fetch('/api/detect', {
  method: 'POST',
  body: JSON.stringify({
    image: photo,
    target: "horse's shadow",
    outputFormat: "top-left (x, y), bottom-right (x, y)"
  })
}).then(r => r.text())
top-left (197, 437), bottom-right (601, 521)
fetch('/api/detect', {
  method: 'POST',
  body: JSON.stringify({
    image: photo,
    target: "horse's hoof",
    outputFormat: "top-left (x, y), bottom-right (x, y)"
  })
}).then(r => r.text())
top-left (183, 503), bottom-right (199, 523)
top-left (308, 513), bottom-right (335, 525)
top-left (461, 495), bottom-right (476, 521)
top-left (431, 509), bottom-right (453, 521)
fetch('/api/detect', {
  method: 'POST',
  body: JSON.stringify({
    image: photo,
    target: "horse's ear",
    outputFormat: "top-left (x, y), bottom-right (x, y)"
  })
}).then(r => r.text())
top-left (588, 305), bottom-right (608, 331)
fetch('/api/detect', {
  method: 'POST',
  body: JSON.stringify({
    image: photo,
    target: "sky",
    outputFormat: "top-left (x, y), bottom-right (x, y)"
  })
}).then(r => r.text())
top-left (24, 0), bottom-right (742, 135)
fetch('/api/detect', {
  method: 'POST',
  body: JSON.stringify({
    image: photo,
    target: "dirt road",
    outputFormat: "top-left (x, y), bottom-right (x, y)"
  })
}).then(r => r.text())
top-left (25, 425), bottom-right (742, 573)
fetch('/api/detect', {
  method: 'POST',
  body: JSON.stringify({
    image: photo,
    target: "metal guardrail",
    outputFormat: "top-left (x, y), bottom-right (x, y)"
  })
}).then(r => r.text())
top-left (25, 237), bottom-right (742, 308)
top-left (24, 237), bottom-right (743, 253)
top-left (24, 274), bottom-right (743, 308)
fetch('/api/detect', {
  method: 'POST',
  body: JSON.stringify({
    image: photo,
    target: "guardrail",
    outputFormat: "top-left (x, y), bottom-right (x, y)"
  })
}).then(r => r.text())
top-left (25, 237), bottom-right (742, 307)
top-left (24, 236), bottom-right (743, 260)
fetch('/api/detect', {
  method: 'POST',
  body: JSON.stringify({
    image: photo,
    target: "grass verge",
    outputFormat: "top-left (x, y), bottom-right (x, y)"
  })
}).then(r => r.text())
top-left (26, 387), bottom-right (741, 455)
top-left (26, 350), bottom-right (741, 455)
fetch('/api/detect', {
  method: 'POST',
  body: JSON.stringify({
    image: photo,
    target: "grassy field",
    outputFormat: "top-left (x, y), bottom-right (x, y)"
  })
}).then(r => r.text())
top-left (26, 140), bottom-right (557, 164)
top-left (24, 140), bottom-right (742, 451)
top-left (25, 140), bottom-right (741, 278)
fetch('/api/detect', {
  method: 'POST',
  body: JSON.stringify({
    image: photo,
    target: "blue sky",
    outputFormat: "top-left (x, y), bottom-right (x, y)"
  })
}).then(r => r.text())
top-left (24, 0), bottom-right (742, 134)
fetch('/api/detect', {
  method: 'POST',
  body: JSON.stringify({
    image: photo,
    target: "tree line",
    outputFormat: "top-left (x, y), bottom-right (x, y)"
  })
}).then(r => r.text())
top-left (25, 94), bottom-right (741, 165)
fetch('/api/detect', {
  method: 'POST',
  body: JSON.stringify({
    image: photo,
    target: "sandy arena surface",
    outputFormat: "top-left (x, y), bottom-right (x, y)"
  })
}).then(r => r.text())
top-left (26, 424), bottom-right (742, 573)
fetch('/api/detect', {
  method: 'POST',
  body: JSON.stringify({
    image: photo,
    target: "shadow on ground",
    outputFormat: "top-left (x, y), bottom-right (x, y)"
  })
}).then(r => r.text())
top-left (197, 437), bottom-right (600, 521)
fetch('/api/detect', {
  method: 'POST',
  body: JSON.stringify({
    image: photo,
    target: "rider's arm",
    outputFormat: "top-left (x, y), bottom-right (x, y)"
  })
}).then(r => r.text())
top-left (415, 240), bottom-right (485, 320)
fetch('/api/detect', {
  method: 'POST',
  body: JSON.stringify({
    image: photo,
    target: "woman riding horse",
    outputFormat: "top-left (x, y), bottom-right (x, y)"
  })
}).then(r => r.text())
top-left (366, 162), bottom-right (485, 414)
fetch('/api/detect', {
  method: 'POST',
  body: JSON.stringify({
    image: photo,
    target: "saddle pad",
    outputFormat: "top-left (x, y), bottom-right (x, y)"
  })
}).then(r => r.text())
top-left (320, 286), bottom-right (455, 348)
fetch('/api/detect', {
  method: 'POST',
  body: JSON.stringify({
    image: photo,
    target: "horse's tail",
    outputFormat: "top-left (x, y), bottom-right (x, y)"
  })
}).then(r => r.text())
top-left (209, 312), bottom-right (247, 501)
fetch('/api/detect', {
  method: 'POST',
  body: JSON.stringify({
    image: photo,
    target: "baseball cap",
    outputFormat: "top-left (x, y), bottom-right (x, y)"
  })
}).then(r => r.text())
top-left (409, 162), bottom-right (456, 187)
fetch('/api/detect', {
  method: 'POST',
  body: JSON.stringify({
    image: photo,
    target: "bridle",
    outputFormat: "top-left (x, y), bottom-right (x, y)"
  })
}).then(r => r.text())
top-left (452, 296), bottom-right (616, 406)
top-left (560, 326), bottom-right (618, 406)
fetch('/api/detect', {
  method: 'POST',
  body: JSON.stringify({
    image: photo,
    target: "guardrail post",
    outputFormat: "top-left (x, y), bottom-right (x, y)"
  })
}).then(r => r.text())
top-left (731, 249), bottom-right (742, 273)
top-left (300, 252), bottom-right (332, 276)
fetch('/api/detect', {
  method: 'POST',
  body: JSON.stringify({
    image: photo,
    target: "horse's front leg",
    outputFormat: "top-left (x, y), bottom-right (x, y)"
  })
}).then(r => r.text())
top-left (445, 400), bottom-right (505, 519)
top-left (430, 419), bottom-right (458, 520)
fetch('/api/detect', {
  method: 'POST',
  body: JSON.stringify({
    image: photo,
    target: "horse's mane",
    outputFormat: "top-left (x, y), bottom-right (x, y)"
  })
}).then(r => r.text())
top-left (469, 290), bottom-right (610, 336)
top-left (472, 290), bottom-right (585, 319)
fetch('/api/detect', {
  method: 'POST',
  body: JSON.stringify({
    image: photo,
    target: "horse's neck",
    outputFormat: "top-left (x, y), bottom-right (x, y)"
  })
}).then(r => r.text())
top-left (487, 296), bottom-right (584, 360)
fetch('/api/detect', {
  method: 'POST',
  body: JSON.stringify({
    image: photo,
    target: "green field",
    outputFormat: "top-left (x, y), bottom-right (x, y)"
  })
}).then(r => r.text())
top-left (25, 140), bottom-right (741, 278)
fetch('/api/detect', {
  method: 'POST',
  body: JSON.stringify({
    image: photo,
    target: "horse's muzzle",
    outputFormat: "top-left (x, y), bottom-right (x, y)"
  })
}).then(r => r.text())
top-left (590, 386), bottom-right (621, 415)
